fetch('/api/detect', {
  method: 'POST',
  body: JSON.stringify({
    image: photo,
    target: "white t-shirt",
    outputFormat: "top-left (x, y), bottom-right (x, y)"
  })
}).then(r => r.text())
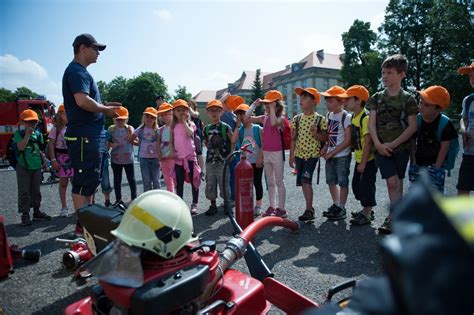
top-left (327, 110), bottom-right (352, 157)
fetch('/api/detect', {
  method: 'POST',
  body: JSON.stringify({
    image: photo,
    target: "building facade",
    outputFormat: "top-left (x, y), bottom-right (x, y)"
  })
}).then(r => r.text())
top-left (193, 49), bottom-right (344, 118)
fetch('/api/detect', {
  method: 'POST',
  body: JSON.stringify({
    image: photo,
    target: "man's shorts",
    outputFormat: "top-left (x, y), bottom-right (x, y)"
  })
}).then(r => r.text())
top-left (457, 154), bottom-right (474, 191)
top-left (295, 157), bottom-right (319, 186)
top-left (66, 136), bottom-right (105, 196)
top-left (325, 154), bottom-right (351, 187)
top-left (375, 150), bottom-right (409, 180)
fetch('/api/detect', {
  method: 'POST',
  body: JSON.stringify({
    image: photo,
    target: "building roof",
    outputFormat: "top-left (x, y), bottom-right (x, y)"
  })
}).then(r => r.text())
top-left (193, 90), bottom-right (217, 103)
top-left (267, 50), bottom-right (343, 81)
top-left (230, 70), bottom-right (270, 91)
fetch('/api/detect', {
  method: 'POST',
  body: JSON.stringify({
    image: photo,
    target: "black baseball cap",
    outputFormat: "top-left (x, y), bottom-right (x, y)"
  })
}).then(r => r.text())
top-left (72, 33), bottom-right (106, 51)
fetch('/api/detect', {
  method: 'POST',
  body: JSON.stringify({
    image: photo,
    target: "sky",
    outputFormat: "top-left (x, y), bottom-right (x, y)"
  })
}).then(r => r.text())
top-left (0, 0), bottom-right (389, 105)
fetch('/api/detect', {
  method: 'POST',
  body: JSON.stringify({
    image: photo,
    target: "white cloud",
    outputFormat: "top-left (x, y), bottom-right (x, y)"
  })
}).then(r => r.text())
top-left (153, 9), bottom-right (173, 23)
top-left (0, 54), bottom-right (62, 105)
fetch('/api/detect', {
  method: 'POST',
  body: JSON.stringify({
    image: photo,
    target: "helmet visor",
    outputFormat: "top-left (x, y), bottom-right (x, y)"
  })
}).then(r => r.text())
top-left (82, 240), bottom-right (144, 288)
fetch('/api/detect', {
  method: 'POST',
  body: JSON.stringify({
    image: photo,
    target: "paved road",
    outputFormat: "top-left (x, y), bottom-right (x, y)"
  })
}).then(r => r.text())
top-left (0, 154), bottom-right (462, 314)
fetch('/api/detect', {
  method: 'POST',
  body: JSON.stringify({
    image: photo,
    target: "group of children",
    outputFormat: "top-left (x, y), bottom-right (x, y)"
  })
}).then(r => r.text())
top-left (13, 55), bottom-right (474, 236)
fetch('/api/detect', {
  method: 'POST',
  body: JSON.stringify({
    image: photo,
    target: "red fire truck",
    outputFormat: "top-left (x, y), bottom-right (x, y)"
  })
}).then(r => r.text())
top-left (0, 95), bottom-right (55, 166)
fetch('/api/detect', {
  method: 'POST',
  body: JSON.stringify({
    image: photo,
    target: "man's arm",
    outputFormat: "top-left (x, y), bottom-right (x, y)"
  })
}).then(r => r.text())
top-left (369, 110), bottom-right (392, 156)
top-left (74, 92), bottom-right (119, 117)
top-left (434, 140), bottom-right (450, 168)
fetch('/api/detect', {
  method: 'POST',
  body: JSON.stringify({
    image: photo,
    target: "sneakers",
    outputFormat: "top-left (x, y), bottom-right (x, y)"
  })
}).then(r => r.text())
top-left (20, 213), bottom-right (32, 226)
top-left (298, 209), bottom-right (315, 222)
top-left (378, 217), bottom-right (392, 235)
top-left (274, 208), bottom-right (288, 218)
top-left (104, 200), bottom-right (111, 207)
top-left (254, 205), bottom-right (262, 217)
top-left (190, 203), bottom-right (198, 216)
top-left (205, 204), bottom-right (218, 216)
top-left (33, 210), bottom-right (51, 221)
top-left (327, 206), bottom-right (346, 221)
top-left (323, 204), bottom-right (339, 217)
top-left (350, 212), bottom-right (371, 226)
top-left (262, 207), bottom-right (276, 217)
top-left (59, 208), bottom-right (69, 217)
top-left (351, 210), bottom-right (375, 220)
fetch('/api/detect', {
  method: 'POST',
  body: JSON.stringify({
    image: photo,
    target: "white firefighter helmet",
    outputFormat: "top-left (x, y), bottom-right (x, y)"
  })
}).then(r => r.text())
top-left (111, 190), bottom-right (197, 259)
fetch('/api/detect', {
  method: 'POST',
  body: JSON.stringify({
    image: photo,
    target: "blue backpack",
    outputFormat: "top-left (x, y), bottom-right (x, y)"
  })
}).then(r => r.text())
top-left (416, 113), bottom-right (459, 176)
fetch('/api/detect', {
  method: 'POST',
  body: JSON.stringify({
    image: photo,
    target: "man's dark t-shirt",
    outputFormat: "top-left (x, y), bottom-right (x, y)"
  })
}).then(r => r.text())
top-left (62, 62), bottom-right (105, 138)
top-left (415, 114), bottom-right (458, 166)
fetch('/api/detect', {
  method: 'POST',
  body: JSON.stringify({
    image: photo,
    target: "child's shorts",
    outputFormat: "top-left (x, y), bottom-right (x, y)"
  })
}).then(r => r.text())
top-left (457, 154), bottom-right (474, 191)
top-left (408, 163), bottom-right (445, 194)
top-left (325, 154), bottom-right (351, 187)
top-left (295, 156), bottom-right (319, 186)
top-left (375, 150), bottom-right (409, 180)
top-left (66, 136), bottom-right (105, 196)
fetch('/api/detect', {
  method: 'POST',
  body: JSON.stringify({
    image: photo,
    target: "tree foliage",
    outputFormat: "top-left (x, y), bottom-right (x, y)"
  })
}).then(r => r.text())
top-left (342, 1), bottom-right (474, 115)
top-left (0, 88), bottom-right (15, 102)
top-left (173, 85), bottom-right (192, 102)
top-left (250, 69), bottom-right (265, 115)
top-left (341, 20), bottom-right (383, 94)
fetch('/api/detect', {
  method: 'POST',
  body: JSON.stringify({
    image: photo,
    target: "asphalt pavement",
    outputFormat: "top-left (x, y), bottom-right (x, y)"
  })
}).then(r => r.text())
top-left (0, 153), bottom-right (462, 314)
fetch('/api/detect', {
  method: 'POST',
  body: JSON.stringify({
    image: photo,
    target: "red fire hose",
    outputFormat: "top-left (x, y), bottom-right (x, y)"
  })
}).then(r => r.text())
top-left (240, 216), bottom-right (299, 246)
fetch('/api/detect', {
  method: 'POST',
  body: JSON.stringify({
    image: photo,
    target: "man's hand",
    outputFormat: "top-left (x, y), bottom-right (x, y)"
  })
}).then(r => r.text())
top-left (322, 151), bottom-right (334, 161)
top-left (51, 160), bottom-right (60, 171)
top-left (103, 104), bottom-right (120, 118)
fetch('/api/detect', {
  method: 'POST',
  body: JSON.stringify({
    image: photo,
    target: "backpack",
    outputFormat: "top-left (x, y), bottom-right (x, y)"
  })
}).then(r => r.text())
top-left (416, 113), bottom-right (460, 176)
top-left (108, 124), bottom-right (133, 142)
top-left (6, 135), bottom-right (19, 169)
top-left (351, 110), bottom-right (369, 151)
top-left (462, 93), bottom-right (474, 129)
top-left (236, 124), bottom-right (262, 152)
top-left (279, 117), bottom-right (292, 151)
top-left (6, 129), bottom-right (40, 170)
top-left (0, 215), bottom-right (14, 279)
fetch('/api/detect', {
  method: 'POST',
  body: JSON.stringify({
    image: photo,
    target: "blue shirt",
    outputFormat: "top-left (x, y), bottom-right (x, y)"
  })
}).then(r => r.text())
top-left (221, 111), bottom-right (236, 130)
top-left (62, 61), bottom-right (105, 138)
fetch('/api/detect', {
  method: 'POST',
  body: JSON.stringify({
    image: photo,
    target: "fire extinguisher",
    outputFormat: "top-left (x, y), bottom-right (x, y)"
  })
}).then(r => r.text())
top-left (234, 150), bottom-right (254, 229)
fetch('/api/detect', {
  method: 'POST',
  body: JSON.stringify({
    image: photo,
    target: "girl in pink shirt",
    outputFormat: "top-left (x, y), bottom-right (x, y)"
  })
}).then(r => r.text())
top-left (157, 103), bottom-right (175, 193)
top-left (172, 99), bottom-right (200, 215)
top-left (246, 90), bottom-right (287, 217)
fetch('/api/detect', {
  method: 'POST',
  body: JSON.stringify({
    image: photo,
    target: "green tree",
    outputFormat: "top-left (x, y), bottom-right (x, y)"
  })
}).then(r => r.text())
top-left (106, 76), bottom-right (129, 104)
top-left (378, 0), bottom-right (474, 114)
top-left (0, 88), bottom-right (15, 102)
top-left (137, 72), bottom-right (169, 101)
top-left (173, 85), bottom-right (192, 102)
top-left (250, 69), bottom-right (265, 115)
top-left (340, 20), bottom-right (383, 94)
top-left (425, 1), bottom-right (474, 115)
top-left (14, 86), bottom-right (38, 99)
top-left (97, 80), bottom-right (109, 102)
top-left (125, 73), bottom-right (168, 127)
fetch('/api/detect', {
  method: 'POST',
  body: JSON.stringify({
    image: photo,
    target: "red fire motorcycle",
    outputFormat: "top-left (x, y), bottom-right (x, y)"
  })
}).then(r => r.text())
top-left (63, 146), bottom-right (354, 314)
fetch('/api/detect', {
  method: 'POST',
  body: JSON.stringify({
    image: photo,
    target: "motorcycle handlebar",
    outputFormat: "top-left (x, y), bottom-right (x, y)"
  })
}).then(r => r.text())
top-left (200, 217), bottom-right (298, 305)
top-left (240, 217), bottom-right (298, 246)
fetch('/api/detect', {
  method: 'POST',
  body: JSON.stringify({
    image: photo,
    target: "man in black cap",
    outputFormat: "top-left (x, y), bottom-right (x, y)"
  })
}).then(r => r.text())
top-left (62, 33), bottom-right (120, 235)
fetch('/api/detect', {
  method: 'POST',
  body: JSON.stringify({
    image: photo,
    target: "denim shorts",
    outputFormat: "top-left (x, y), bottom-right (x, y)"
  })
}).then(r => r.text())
top-left (66, 136), bottom-right (105, 196)
top-left (325, 154), bottom-right (351, 187)
top-left (295, 157), bottom-right (319, 186)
